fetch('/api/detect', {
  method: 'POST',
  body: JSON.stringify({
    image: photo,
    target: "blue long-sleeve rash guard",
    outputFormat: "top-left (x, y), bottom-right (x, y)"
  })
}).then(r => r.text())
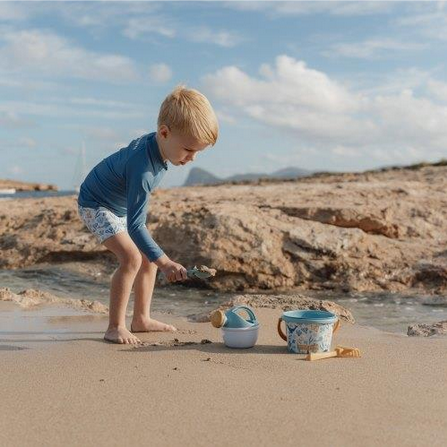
top-left (77, 132), bottom-right (168, 261)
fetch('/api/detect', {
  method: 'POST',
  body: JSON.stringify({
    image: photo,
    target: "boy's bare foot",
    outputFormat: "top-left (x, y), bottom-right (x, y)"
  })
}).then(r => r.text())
top-left (131, 317), bottom-right (177, 333)
top-left (104, 326), bottom-right (141, 344)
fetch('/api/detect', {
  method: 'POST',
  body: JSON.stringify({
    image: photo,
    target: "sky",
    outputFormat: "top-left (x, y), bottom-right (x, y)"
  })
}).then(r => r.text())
top-left (1, 0), bottom-right (447, 190)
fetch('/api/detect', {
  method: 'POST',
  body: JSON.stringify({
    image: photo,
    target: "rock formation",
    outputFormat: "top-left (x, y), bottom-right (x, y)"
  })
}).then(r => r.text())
top-left (407, 321), bottom-right (447, 337)
top-left (188, 293), bottom-right (354, 324)
top-left (1, 164), bottom-right (446, 294)
top-left (0, 288), bottom-right (108, 313)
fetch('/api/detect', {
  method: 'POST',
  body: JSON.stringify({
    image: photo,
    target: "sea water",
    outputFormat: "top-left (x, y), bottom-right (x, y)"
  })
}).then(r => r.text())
top-left (1, 265), bottom-right (446, 334)
top-left (0, 190), bottom-right (77, 200)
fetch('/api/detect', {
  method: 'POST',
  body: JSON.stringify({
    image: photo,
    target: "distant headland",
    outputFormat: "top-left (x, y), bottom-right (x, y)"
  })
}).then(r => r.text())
top-left (0, 179), bottom-right (58, 192)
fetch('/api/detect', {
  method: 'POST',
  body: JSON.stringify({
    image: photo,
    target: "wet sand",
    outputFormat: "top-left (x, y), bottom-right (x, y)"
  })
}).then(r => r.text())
top-left (1, 302), bottom-right (447, 447)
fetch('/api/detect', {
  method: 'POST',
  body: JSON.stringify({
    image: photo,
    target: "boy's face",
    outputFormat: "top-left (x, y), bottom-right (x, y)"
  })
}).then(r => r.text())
top-left (157, 125), bottom-right (208, 166)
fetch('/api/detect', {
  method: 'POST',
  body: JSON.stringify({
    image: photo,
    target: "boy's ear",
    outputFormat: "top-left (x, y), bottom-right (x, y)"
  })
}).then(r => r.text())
top-left (158, 124), bottom-right (169, 138)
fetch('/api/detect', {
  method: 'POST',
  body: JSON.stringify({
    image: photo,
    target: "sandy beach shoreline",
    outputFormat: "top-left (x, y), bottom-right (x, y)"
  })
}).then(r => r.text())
top-left (1, 302), bottom-right (447, 447)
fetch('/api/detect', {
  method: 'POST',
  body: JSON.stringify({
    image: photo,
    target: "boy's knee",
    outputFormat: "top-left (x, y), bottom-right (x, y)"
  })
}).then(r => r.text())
top-left (120, 251), bottom-right (142, 272)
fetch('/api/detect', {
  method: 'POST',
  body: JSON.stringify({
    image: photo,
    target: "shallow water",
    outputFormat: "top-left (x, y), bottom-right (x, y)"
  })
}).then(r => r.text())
top-left (1, 265), bottom-right (446, 334)
top-left (0, 190), bottom-right (76, 200)
top-left (0, 265), bottom-right (232, 318)
top-left (304, 290), bottom-right (447, 333)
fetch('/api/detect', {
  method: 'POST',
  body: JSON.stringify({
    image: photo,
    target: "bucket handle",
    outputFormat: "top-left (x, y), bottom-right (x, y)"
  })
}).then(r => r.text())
top-left (277, 318), bottom-right (287, 341)
top-left (277, 317), bottom-right (340, 342)
top-left (333, 319), bottom-right (341, 334)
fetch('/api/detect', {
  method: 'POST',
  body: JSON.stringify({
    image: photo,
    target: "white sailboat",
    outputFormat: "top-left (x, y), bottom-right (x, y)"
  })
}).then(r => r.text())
top-left (73, 141), bottom-right (87, 193)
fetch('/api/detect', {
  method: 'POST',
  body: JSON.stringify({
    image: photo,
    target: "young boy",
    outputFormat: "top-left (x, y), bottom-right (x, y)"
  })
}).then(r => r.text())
top-left (77, 86), bottom-right (218, 344)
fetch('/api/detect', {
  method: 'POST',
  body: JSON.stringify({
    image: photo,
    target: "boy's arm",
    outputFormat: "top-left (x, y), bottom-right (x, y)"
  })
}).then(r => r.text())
top-left (126, 173), bottom-right (164, 262)
top-left (125, 172), bottom-right (187, 281)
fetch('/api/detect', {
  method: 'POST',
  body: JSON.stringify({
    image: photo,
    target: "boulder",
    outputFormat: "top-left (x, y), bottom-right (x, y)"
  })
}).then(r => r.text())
top-left (407, 321), bottom-right (447, 337)
top-left (188, 293), bottom-right (354, 324)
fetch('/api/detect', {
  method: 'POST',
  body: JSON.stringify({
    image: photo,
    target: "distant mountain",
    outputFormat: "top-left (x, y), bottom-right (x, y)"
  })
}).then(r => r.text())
top-left (183, 167), bottom-right (221, 186)
top-left (183, 166), bottom-right (311, 186)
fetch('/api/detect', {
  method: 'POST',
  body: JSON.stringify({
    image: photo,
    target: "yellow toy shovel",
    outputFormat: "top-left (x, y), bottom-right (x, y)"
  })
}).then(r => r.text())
top-left (306, 346), bottom-right (361, 361)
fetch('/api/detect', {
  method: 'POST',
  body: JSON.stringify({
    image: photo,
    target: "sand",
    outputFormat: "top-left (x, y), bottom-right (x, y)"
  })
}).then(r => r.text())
top-left (1, 302), bottom-right (447, 447)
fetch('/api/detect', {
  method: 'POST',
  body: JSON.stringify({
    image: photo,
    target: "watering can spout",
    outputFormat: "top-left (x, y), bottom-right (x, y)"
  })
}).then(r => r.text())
top-left (210, 310), bottom-right (227, 328)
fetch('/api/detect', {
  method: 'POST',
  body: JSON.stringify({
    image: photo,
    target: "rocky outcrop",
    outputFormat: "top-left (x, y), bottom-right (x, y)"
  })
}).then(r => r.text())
top-left (226, 294), bottom-right (354, 322)
top-left (1, 165), bottom-right (447, 294)
top-left (0, 288), bottom-right (108, 313)
top-left (188, 293), bottom-right (354, 324)
top-left (407, 321), bottom-right (447, 337)
top-left (0, 200), bottom-right (111, 269)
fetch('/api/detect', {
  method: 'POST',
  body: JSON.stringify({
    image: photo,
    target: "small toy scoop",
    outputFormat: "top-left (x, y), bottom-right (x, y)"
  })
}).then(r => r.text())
top-left (187, 265), bottom-right (217, 279)
top-left (306, 346), bottom-right (361, 361)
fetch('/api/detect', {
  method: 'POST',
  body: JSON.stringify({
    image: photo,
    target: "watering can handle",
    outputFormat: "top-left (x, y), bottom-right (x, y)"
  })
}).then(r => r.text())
top-left (232, 305), bottom-right (258, 323)
top-left (277, 318), bottom-right (287, 341)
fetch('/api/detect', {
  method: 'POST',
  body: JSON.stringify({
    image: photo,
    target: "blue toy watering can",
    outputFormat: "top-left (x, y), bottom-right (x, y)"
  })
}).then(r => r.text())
top-left (210, 305), bottom-right (258, 328)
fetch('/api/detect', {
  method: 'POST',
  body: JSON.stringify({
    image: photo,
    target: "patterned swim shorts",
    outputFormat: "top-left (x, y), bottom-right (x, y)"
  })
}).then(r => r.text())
top-left (78, 205), bottom-right (127, 243)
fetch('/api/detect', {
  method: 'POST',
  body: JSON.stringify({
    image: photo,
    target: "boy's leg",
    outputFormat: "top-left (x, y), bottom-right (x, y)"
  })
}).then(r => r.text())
top-left (102, 232), bottom-right (143, 344)
top-left (131, 253), bottom-right (176, 332)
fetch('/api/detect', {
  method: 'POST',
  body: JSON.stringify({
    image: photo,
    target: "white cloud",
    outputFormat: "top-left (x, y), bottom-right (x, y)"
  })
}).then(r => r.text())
top-left (331, 146), bottom-right (360, 157)
top-left (202, 55), bottom-right (447, 163)
top-left (123, 17), bottom-right (176, 39)
top-left (347, 67), bottom-right (438, 97)
top-left (371, 90), bottom-right (447, 148)
top-left (395, 6), bottom-right (447, 40)
top-left (216, 109), bottom-right (236, 124)
top-left (0, 3), bottom-right (243, 49)
top-left (120, 12), bottom-right (242, 48)
top-left (0, 2), bottom-right (161, 35)
top-left (82, 126), bottom-right (122, 142)
top-left (227, 1), bottom-right (394, 17)
top-left (203, 55), bottom-right (361, 114)
top-left (427, 79), bottom-right (447, 102)
top-left (188, 27), bottom-right (243, 47)
top-left (324, 38), bottom-right (426, 59)
top-left (66, 97), bottom-right (138, 109)
top-left (0, 100), bottom-right (145, 121)
top-left (149, 63), bottom-right (173, 83)
top-left (0, 3), bottom-right (29, 21)
top-left (272, 1), bottom-right (394, 17)
top-left (0, 29), bottom-right (138, 83)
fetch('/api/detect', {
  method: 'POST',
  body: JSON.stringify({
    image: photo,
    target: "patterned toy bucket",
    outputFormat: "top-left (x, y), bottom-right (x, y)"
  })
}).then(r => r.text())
top-left (277, 310), bottom-right (340, 354)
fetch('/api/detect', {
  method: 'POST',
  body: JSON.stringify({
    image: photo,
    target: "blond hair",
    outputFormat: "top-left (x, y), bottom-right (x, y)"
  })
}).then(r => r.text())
top-left (158, 85), bottom-right (219, 146)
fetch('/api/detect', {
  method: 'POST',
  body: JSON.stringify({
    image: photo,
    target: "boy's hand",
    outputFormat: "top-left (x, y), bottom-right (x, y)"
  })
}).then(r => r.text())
top-left (155, 255), bottom-right (188, 282)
